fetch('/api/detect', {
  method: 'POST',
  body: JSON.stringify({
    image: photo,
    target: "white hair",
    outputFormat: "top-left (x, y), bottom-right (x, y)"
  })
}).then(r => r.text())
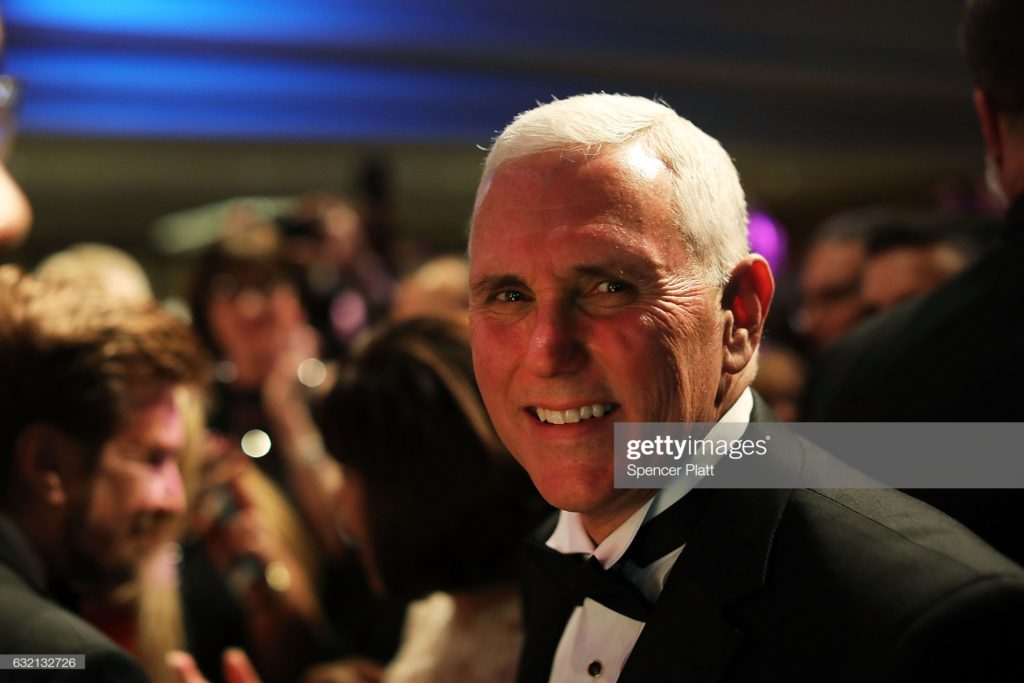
top-left (472, 93), bottom-right (749, 285)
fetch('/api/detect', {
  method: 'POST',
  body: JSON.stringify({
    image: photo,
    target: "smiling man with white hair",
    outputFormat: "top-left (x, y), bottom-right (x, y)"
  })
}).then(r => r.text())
top-left (467, 93), bottom-right (1024, 682)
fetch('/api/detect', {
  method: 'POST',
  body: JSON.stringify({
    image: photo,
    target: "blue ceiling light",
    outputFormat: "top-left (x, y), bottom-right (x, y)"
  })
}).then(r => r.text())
top-left (3, 0), bottom-right (568, 141)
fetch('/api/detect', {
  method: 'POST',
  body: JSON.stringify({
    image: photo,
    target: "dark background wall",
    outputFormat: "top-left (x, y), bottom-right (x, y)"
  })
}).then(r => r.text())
top-left (2, 0), bottom-right (984, 290)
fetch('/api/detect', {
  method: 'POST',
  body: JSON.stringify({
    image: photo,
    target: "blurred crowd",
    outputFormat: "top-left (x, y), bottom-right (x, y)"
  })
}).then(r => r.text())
top-left (0, 173), bottom-right (1007, 683)
top-left (1, 184), bottom-right (539, 683)
top-left (2, 1), bottom-right (1024, 682)
top-left (754, 204), bottom-right (1001, 422)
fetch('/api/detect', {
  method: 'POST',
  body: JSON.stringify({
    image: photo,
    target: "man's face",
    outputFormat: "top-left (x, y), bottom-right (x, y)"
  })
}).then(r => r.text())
top-left (797, 239), bottom-right (866, 350)
top-left (861, 245), bottom-right (965, 314)
top-left (65, 386), bottom-right (188, 587)
top-left (207, 275), bottom-right (306, 379)
top-left (468, 146), bottom-right (725, 524)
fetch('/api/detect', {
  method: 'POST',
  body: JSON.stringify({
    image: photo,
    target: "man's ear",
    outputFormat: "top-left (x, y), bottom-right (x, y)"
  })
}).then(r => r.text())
top-left (974, 88), bottom-right (1005, 166)
top-left (721, 254), bottom-right (774, 375)
top-left (12, 423), bottom-right (78, 507)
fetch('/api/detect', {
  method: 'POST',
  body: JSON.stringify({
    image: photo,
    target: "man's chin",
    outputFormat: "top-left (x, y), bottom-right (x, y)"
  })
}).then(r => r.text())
top-left (534, 477), bottom-right (620, 516)
top-left (67, 556), bottom-right (140, 596)
top-left (65, 537), bottom-right (145, 591)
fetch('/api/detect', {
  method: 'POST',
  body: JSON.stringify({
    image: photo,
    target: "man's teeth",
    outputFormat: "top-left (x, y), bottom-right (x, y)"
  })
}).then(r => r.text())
top-left (535, 403), bottom-right (613, 424)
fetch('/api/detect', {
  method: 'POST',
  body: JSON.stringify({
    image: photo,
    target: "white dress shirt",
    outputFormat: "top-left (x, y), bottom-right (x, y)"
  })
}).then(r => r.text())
top-left (545, 388), bottom-right (754, 682)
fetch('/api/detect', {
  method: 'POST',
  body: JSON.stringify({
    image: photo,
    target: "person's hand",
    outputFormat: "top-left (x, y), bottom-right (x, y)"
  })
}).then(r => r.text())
top-left (198, 475), bottom-right (322, 621)
top-left (303, 657), bottom-right (384, 683)
top-left (262, 322), bottom-right (321, 425)
top-left (190, 437), bottom-right (250, 538)
top-left (166, 649), bottom-right (261, 683)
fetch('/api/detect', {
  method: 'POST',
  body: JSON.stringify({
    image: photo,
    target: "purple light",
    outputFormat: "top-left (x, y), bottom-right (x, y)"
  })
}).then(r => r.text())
top-left (748, 210), bottom-right (788, 275)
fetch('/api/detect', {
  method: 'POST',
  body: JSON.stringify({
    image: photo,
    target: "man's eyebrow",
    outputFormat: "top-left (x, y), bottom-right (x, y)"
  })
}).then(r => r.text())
top-left (572, 261), bottom-right (652, 281)
top-left (573, 264), bottom-right (625, 278)
top-left (470, 274), bottom-right (526, 297)
top-left (113, 436), bottom-right (179, 454)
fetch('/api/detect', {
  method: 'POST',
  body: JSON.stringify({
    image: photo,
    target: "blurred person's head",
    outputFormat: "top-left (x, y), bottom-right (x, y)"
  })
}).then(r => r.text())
top-left (0, 13), bottom-right (33, 251)
top-left (319, 317), bottom-right (547, 601)
top-left (391, 255), bottom-right (469, 323)
top-left (276, 193), bottom-right (393, 351)
top-left (796, 218), bottom-right (870, 351)
top-left (36, 242), bottom-right (153, 304)
top-left (467, 94), bottom-right (772, 539)
top-left (963, 0), bottom-right (1024, 204)
top-left (861, 219), bottom-right (976, 313)
top-left (750, 344), bottom-right (807, 422)
top-left (278, 192), bottom-right (368, 269)
top-left (0, 266), bottom-right (207, 592)
top-left (188, 222), bottom-right (307, 388)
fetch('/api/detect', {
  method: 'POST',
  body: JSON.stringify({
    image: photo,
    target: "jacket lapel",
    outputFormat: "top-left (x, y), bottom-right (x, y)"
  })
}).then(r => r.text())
top-left (620, 394), bottom-right (803, 682)
top-left (618, 567), bottom-right (743, 682)
top-left (517, 517), bottom-right (578, 683)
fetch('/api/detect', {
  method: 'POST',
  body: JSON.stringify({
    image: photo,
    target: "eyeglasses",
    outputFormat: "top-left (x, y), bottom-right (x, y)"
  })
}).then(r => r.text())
top-left (210, 272), bottom-right (288, 302)
top-left (0, 74), bottom-right (22, 161)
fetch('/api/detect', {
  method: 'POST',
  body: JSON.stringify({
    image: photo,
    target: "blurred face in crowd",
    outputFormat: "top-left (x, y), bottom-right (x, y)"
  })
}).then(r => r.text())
top-left (861, 244), bottom-right (967, 314)
top-left (797, 239), bottom-right (866, 350)
top-left (64, 386), bottom-right (188, 587)
top-left (469, 146), bottom-right (727, 534)
top-left (206, 272), bottom-right (306, 383)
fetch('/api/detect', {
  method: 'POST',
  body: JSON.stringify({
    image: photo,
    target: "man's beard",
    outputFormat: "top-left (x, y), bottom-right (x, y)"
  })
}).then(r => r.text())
top-left (985, 153), bottom-right (1008, 209)
top-left (61, 499), bottom-right (141, 595)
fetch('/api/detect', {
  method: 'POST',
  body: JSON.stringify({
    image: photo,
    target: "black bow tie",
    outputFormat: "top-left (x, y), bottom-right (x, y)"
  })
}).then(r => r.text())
top-left (525, 544), bottom-right (653, 620)
top-left (523, 490), bottom-right (711, 622)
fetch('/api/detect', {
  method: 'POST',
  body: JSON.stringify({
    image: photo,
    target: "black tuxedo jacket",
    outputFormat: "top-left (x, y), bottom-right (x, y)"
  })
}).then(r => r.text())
top-left (0, 523), bottom-right (149, 682)
top-left (517, 396), bottom-right (1024, 682)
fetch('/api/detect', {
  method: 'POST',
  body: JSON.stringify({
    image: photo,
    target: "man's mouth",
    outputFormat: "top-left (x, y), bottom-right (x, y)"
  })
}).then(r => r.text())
top-left (532, 403), bottom-right (618, 424)
top-left (131, 514), bottom-right (173, 544)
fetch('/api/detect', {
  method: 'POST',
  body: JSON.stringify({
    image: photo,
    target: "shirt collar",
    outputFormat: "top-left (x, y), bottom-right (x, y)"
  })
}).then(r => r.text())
top-left (546, 387), bottom-right (754, 568)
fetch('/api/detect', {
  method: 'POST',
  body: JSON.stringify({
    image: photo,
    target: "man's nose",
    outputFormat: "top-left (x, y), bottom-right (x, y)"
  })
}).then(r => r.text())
top-left (149, 460), bottom-right (187, 516)
top-left (524, 301), bottom-right (586, 378)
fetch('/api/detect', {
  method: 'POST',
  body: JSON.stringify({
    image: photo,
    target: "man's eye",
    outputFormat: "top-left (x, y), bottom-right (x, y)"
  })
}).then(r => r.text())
top-left (494, 289), bottom-right (527, 303)
top-left (148, 452), bottom-right (175, 468)
top-left (594, 280), bottom-right (629, 294)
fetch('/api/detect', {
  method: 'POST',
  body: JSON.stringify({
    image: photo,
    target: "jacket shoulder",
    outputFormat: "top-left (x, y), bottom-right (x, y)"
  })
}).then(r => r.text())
top-left (0, 562), bottom-right (149, 682)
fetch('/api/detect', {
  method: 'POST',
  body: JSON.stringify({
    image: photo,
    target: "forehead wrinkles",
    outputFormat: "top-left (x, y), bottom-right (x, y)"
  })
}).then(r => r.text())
top-left (504, 150), bottom-right (657, 219)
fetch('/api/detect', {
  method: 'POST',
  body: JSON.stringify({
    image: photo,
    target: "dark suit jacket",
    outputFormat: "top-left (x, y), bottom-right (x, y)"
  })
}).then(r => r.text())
top-left (517, 395), bottom-right (1024, 682)
top-left (0, 522), bottom-right (149, 683)
top-left (802, 196), bottom-right (1024, 564)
